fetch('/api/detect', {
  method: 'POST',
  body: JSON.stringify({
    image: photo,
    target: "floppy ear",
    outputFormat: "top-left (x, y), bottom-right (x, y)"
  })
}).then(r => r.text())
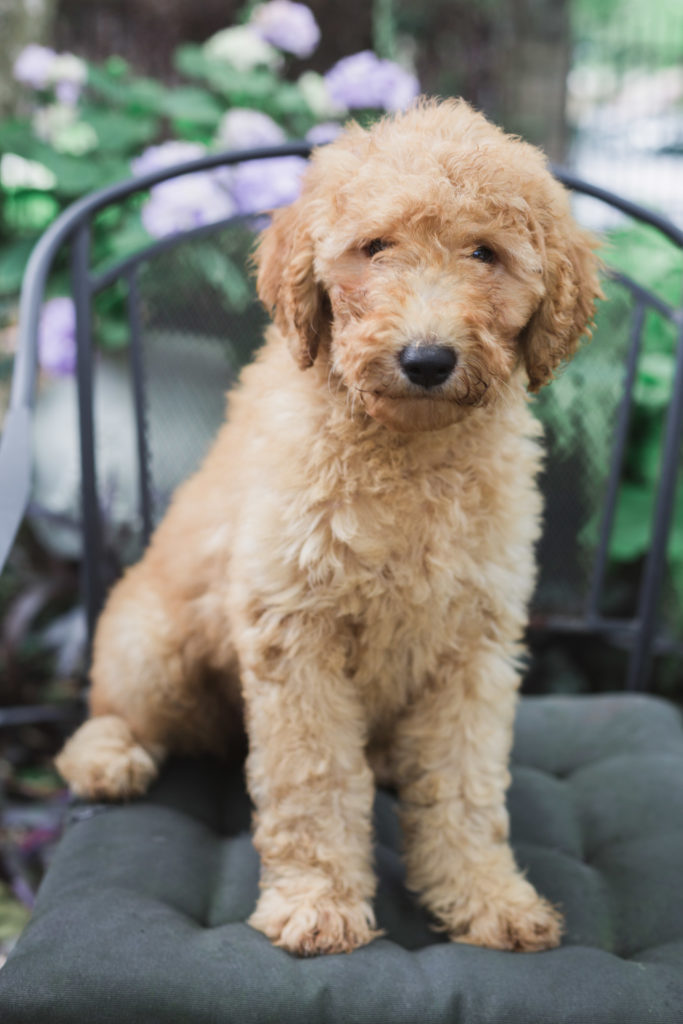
top-left (520, 216), bottom-right (602, 392)
top-left (255, 201), bottom-right (331, 370)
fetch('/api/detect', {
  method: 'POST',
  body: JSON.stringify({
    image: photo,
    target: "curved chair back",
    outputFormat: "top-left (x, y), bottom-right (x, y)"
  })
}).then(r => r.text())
top-left (1, 147), bottom-right (682, 692)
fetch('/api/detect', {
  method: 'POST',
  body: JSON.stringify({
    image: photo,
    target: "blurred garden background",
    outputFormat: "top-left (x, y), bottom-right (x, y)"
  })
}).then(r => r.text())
top-left (0, 0), bottom-right (682, 963)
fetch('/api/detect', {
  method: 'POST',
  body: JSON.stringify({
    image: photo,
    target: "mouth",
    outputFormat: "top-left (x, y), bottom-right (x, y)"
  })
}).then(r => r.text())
top-left (353, 384), bottom-right (488, 433)
top-left (356, 368), bottom-right (491, 409)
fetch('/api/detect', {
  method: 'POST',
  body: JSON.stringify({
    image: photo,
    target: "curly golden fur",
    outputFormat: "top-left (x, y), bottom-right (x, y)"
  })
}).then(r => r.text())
top-left (56, 99), bottom-right (601, 956)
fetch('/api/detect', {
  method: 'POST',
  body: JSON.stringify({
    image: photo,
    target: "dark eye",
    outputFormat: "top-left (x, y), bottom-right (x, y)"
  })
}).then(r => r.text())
top-left (471, 245), bottom-right (495, 264)
top-left (365, 238), bottom-right (389, 257)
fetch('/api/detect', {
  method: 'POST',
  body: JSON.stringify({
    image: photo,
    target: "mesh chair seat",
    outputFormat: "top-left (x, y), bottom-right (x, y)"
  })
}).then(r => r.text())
top-left (2, 694), bottom-right (683, 1024)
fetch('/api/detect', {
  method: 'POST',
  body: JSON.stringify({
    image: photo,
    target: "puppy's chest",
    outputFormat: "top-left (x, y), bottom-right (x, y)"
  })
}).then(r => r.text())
top-left (317, 463), bottom-right (488, 634)
top-left (327, 464), bottom-right (466, 573)
top-left (305, 451), bottom-right (533, 712)
top-left (320, 477), bottom-right (472, 715)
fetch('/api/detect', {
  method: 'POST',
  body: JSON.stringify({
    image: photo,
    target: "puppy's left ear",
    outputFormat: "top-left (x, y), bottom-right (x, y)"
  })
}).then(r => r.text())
top-left (255, 200), bottom-right (331, 370)
top-left (521, 212), bottom-right (603, 392)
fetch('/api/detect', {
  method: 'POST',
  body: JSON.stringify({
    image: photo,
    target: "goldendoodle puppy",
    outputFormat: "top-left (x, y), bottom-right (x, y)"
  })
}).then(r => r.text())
top-left (56, 98), bottom-right (601, 956)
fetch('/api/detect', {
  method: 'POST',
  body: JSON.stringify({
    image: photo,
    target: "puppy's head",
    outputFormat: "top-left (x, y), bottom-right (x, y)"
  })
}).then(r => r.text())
top-left (256, 98), bottom-right (602, 432)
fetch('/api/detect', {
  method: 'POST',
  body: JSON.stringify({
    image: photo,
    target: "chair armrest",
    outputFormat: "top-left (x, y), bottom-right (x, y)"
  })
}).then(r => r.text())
top-left (0, 404), bottom-right (32, 572)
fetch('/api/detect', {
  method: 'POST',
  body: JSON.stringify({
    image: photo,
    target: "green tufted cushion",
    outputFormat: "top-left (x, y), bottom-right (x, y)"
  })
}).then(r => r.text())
top-left (1, 694), bottom-right (683, 1023)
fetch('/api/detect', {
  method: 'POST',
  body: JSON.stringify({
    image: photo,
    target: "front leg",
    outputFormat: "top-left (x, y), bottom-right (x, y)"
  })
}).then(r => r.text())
top-left (393, 646), bottom-right (562, 952)
top-left (240, 615), bottom-right (379, 956)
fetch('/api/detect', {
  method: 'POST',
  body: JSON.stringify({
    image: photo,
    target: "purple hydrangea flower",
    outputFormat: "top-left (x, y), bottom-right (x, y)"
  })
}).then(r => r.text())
top-left (131, 141), bottom-right (207, 177)
top-left (14, 46), bottom-right (86, 103)
top-left (13, 44), bottom-right (57, 90)
top-left (39, 297), bottom-right (77, 376)
top-left (217, 108), bottom-right (286, 150)
top-left (250, 1), bottom-right (320, 59)
top-left (324, 51), bottom-right (420, 112)
top-left (306, 121), bottom-right (344, 145)
top-left (141, 174), bottom-right (237, 239)
top-left (231, 155), bottom-right (308, 214)
top-left (133, 142), bottom-right (238, 238)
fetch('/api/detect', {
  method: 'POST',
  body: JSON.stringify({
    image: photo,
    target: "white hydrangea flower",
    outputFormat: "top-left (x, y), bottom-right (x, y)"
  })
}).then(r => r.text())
top-left (49, 53), bottom-right (88, 86)
top-left (32, 104), bottom-right (97, 155)
top-left (54, 121), bottom-right (98, 156)
top-left (33, 103), bottom-right (75, 142)
top-left (0, 153), bottom-right (57, 191)
top-left (204, 26), bottom-right (283, 73)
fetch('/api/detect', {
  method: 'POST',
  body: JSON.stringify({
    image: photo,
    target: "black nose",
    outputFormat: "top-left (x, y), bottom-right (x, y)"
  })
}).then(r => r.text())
top-left (399, 344), bottom-right (457, 389)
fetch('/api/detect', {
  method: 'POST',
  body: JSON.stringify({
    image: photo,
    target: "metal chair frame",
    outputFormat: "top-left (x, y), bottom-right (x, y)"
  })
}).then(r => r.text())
top-left (1, 145), bottom-right (682, 720)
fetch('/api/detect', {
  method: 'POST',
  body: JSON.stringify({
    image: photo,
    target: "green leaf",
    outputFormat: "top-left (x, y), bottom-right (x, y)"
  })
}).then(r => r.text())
top-left (633, 351), bottom-right (675, 410)
top-left (605, 222), bottom-right (683, 309)
top-left (86, 63), bottom-right (132, 103)
top-left (0, 350), bottom-right (15, 381)
top-left (80, 107), bottom-right (158, 155)
top-left (91, 212), bottom-right (152, 277)
top-left (267, 82), bottom-right (312, 120)
top-left (174, 44), bottom-right (219, 81)
top-left (667, 487), bottom-right (683, 561)
top-left (23, 147), bottom-right (103, 196)
top-left (161, 87), bottom-right (223, 128)
top-left (105, 217), bottom-right (151, 260)
top-left (626, 414), bottom-right (663, 485)
top-left (125, 78), bottom-right (166, 115)
top-left (96, 313), bottom-right (130, 350)
top-left (0, 118), bottom-right (36, 154)
top-left (0, 236), bottom-right (37, 294)
top-left (3, 192), bottom-right (59, 233)
top-left (610, 483), bottom-right (654, 561)
top-left (174, 45), bottom-right (281, 107)
top-left (26, 146), bottom-right (131, 196)
top-left (87, 64), bottom-right (166, 116)
top-left (189, 244), bottom-right (252, 311)
top-left (103, 56), bottom-right (129, 78)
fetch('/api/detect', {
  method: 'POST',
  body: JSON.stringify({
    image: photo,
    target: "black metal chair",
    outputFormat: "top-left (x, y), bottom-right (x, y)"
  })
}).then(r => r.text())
top-left (1, 146), bottom-right (683, 1023)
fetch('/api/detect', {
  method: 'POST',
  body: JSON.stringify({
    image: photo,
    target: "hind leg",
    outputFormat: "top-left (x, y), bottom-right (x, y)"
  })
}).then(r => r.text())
top-left (56, 563), bottom-right (236, 801)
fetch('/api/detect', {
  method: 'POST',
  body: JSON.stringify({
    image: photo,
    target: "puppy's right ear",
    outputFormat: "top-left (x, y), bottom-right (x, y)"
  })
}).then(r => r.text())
top-left (255, 201), bottom-right (331, 369)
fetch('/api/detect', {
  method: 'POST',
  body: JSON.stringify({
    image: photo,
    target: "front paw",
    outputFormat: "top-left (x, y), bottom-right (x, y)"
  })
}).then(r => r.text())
top-left (55, 715), bottom-right (160, 801)
top-left (249, 885), bottom-right (381, 956)
top-left (447, 879), bottom-right (563, 952)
